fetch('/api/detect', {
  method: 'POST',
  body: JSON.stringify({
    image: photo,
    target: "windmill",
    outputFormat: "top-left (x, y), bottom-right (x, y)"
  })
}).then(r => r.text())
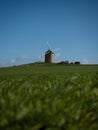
top-left (38, 42), bottom-right (60, 63)
top-left (45, 42), bottom-right (60, 63)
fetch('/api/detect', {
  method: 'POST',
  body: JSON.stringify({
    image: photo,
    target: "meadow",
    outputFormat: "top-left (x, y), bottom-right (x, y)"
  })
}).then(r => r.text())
top-left (0, 63), bottom-right (98, 130)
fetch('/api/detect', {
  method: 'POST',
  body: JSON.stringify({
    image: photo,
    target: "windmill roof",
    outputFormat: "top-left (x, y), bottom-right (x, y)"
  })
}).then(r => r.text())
top-left (45, 49), bottom-right (54, 54)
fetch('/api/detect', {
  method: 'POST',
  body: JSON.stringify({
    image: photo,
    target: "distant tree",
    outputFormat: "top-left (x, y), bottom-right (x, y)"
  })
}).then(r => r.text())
top-left (74, 61), bottom-right (80, 64)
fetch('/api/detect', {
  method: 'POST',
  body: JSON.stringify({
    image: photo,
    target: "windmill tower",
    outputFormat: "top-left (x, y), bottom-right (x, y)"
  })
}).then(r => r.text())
top-left (45, 42), bottom-right (54, 63)
top-left (45, 49), bottom-right (54, 63)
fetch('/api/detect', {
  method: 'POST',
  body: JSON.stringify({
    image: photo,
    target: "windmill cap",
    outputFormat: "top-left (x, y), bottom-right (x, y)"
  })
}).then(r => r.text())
top-left (45, 49), bottom-right (54, 54)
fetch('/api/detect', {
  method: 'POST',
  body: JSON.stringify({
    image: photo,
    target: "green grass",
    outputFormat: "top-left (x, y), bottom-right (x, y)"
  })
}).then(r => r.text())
top-left (0, 64), bottom-right (98, 130)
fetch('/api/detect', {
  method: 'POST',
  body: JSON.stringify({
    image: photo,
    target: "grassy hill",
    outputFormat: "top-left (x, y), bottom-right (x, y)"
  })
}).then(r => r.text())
top-left (0, 63), bottom-right (98, 75)
top-left (0, 64), bottom-right (98, 130)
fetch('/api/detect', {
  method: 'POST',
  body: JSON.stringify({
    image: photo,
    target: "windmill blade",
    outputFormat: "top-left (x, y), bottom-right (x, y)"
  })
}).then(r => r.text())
top-left (55, 52), bottom-right (61, 62)
top-left (47, 41), bottom-right (51, 50)
top-left (38, 54), bottom-right (44, 62)
top-left (53, 48), bottom-right (60, 52)
top-left (55, 52), bottom-right (61, 58)
top-left (38, 53), bottom-right (44, 59)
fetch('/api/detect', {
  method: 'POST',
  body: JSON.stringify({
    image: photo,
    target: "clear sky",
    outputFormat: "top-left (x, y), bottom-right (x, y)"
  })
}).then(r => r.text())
top-left (0, 0), bottom-right (98, 67)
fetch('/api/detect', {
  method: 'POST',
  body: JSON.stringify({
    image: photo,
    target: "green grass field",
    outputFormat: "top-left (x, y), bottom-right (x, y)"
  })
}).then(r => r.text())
top-left (0, 64), bottom-right (98, 130)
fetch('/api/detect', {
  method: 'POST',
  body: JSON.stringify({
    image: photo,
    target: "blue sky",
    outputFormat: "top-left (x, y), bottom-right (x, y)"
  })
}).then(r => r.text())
top-left (0, 0), bottom-right (98, 66)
